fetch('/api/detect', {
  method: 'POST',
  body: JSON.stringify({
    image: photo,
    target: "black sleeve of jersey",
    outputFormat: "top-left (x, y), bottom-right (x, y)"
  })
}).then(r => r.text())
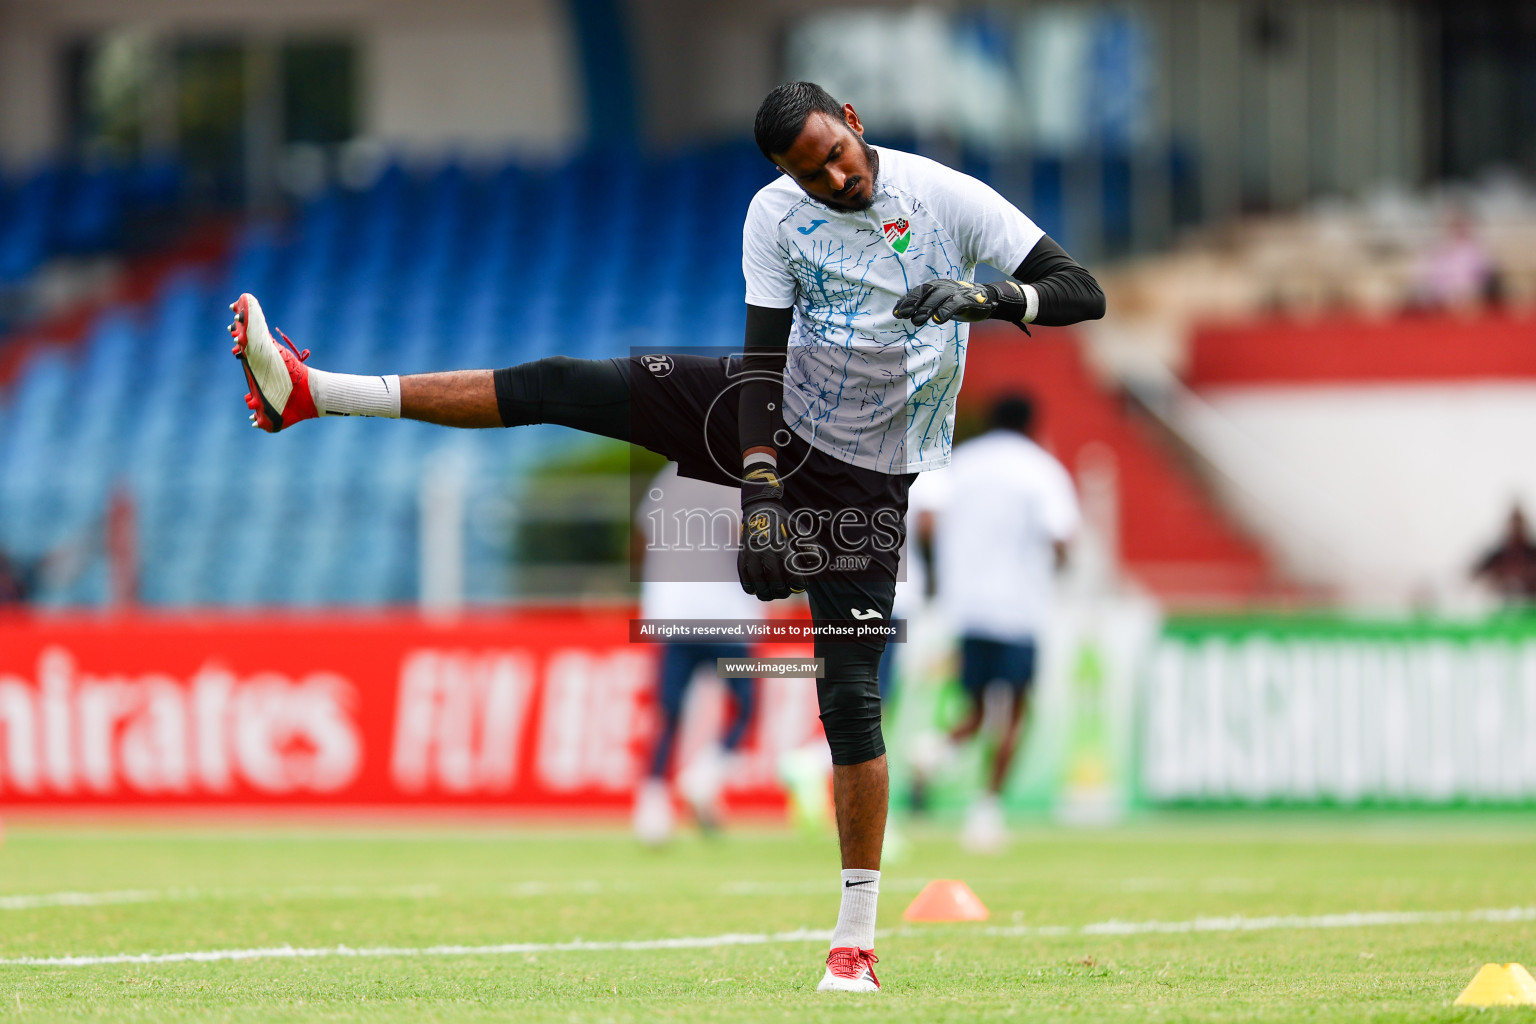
top-left (1012, 235), bottom-right (1106, 327)
top-left (740, 304), bottom-right (793, 459)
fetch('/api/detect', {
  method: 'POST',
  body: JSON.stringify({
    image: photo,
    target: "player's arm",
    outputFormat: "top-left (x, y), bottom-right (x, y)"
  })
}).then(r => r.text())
top-left (736, 304), bottom-right (804, 601)
top-left (740, 304), bottom-right (792, 469)
top-left (893, 234), bottom-right (1105, 330)
top-left (1008, 235), bottom-right (1105, 327)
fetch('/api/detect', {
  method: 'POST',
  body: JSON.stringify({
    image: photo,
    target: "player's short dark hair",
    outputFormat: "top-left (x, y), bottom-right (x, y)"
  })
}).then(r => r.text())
top-left (990, 393), bottom-right (1036, 435)
top-left (754, 81), bottom-right (846, 161)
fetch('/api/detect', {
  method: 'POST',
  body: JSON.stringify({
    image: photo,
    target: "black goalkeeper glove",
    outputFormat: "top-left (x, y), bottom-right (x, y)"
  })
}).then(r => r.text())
top-left (893, 278), bottom-right (1031, 329)
top-left (738, 465), bottom-right (807, 602)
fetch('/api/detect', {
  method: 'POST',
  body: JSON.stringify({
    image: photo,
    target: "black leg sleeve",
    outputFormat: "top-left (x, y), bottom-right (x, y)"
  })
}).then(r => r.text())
top-left (806, 574), bottom-right (892, 766)
top-left (816, 665), bottom-right (886, 766)
top-left (493, 356), bottom-right (632, 441)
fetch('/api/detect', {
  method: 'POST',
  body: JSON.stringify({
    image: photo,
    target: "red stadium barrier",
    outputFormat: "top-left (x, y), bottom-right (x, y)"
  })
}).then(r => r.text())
top-left (1187, 311), bottom-right (1536, 387)
top-left (0, 610), bottom-right (821, 812)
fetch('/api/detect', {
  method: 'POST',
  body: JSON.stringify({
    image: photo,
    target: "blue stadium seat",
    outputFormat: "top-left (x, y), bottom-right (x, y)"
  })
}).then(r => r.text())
top-left (59, 166), bottom-right (124, 252)
top-left (0, 167), bottom-right (62, 282)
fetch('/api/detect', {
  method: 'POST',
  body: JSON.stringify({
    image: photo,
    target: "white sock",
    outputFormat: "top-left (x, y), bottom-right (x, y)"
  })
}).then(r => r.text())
top-left (308, 369), bottom-right (401, 418)
top-left (831, 869), bottom-right (880, 950)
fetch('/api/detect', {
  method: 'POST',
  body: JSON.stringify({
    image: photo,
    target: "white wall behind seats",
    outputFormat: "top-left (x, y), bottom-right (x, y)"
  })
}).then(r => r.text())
top-left (0, 0), bottom-right (581, 167)
top-left (368, 11), bottom-right (579, 156)
top-left (1174, 384), bottom-right (1536, 611)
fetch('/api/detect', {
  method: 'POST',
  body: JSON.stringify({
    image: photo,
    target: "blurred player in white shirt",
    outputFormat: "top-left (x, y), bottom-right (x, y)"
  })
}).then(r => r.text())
top-left (934, 393), bottom-right (1078, 851)
top-left (632, 463), bottom-right (765, 844)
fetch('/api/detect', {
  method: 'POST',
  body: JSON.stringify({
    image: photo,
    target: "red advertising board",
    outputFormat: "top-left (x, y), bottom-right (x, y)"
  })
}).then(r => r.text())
top-left (0, 610), bottom-right (822, 811)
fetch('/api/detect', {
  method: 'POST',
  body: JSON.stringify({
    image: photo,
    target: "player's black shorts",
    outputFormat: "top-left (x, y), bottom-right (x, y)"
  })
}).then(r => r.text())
top-left (959, 636), bottom-right (1038, 698)
top-left (626, 352), bottom-right (913, 638)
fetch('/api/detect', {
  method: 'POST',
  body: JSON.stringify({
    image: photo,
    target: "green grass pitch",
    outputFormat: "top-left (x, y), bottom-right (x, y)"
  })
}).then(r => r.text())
top-left (1, 815), bottom-right (1532, 1021)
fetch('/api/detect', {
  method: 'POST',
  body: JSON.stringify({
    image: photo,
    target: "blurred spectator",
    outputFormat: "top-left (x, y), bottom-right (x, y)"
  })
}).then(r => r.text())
top-left (630, 463), bottom-right (763, 845)
top-left (0, 549), bottom-right (35, 604)
top-left (106, 486), bottom-right (139, 608)
top-left (0, 539), bottom-right (93, 606)
top-left (1416, 209), bottom-right (1500, 310)
top-left (1472, 505), bottom-right (1536, 603)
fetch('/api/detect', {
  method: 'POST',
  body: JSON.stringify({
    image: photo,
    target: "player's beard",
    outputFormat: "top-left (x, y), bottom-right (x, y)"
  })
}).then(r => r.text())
top-left (824, 137), bottom-right (880, 212)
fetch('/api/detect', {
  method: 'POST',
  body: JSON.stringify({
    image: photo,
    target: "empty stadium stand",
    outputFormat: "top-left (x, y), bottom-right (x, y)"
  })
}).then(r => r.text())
top-left (0, 145), bottom-right (773, 606)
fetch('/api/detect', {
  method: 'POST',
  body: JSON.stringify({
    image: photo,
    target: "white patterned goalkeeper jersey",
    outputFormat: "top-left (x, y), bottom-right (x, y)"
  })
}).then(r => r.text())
top-left (742, 146), bottom-right (1043, 475)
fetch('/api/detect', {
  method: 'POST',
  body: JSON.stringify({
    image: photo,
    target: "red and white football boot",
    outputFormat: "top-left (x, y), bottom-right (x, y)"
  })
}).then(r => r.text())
top-left (229, 293), bottom-right (318, 433)
top-left (817, 947), bottom-right (880, 993)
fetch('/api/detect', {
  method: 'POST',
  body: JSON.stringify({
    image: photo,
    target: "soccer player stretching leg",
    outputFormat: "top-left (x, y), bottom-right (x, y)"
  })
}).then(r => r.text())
top-left (227, 81), bottom-right (1104, 993)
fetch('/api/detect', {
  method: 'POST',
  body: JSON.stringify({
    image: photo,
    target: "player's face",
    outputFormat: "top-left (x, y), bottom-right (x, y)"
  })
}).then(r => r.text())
top-left (772, 106), bottom-right (878, 212)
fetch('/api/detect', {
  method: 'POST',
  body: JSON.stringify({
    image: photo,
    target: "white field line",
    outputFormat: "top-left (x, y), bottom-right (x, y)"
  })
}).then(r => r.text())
top-left (0, 929), bottom-right (836, 968)
top-left (0, 885), bottom-right (442, 911)
top-left (0, 890), bottom-right (165, 911)
top-left (0, 879), bottom-right (925, 911)
top-left (983, 905), bottom-right (1536, 938)
top-left (3, 905), bottom-right (1533, 969)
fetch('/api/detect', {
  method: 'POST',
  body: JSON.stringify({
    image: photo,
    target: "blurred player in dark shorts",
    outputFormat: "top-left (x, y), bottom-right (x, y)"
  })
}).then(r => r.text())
top-left (632, 464), bottom-right (761, 844)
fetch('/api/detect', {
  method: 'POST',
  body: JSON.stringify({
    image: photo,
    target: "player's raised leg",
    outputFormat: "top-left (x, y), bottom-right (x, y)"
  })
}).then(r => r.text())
top-left (229, 292), bottom-right (628, 436)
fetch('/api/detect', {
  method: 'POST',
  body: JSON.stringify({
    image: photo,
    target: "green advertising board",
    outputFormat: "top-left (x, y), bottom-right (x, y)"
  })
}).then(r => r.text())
top-left (1145, 615), bottom-right (1536, 807)
top-left (886, 609), bottom-right (1536, 816)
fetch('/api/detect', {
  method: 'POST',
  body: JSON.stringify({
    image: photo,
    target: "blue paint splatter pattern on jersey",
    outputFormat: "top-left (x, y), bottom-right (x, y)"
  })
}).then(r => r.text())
top-left (775, 185), bottom-right (973, 474)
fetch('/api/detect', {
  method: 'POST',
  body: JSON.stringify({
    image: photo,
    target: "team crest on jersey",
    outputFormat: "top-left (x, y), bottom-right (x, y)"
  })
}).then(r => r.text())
top-left (881, 218), bottom-right (911, 254)
top-left (640, 354), bottom-right (674, 377)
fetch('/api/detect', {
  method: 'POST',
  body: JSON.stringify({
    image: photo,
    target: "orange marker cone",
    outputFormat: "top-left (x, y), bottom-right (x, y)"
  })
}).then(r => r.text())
top-left (1455, 963), bottom-right (1536, 1007)
top-left (902, 879), bottom-right (989, 922)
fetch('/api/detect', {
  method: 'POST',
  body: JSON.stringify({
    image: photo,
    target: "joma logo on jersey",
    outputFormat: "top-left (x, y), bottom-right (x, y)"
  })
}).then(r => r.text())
top-left (881, 218), bottom-right (911, 254)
